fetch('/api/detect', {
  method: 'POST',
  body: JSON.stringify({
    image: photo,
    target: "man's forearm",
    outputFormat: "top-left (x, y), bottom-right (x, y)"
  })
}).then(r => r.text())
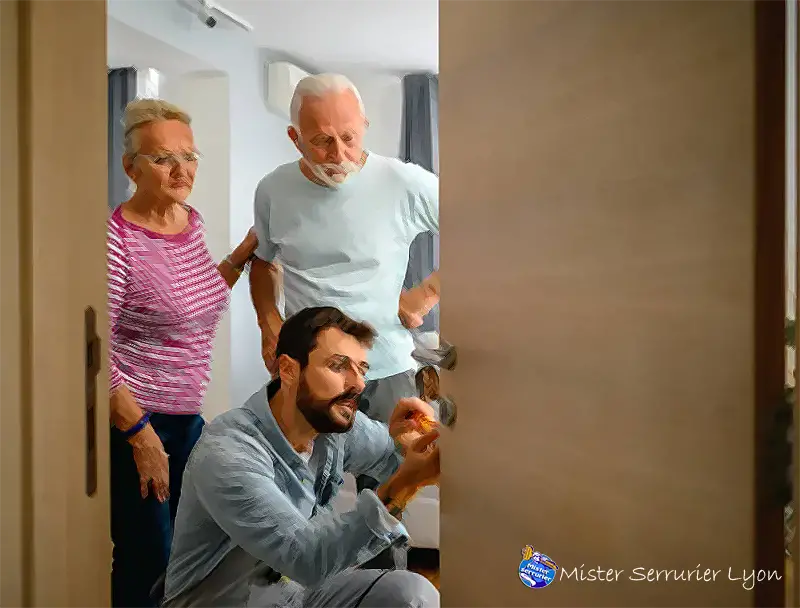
top-left (249, 258), bottom-right (282, 331)
top-left (199, 474), bottom-right (407, 588)
top-left (376, 471), bottom-right (420, 521)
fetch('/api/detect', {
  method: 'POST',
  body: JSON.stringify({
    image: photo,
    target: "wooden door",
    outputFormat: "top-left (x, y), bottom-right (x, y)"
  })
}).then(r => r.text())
top-left (0, 1), bottom-right (111, 605)
top-left (791, 1), bottom-right (800, 604)
top-left (438, 1), bottom-right (787, 606)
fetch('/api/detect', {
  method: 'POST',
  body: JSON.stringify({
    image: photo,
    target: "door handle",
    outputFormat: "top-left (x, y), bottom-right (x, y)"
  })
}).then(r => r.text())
top-left (433, 394), bottom-right (458, 428)
top-left (415, 365), bottom-right (458, 428)
top-left (410, 329), bottom-right (458, 371)
top-left (84, 306), bottom-right (101, 497)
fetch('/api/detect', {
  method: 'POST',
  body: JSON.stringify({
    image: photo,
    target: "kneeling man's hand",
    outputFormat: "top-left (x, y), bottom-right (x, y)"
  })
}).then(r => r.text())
top-left (389, 397), bottom-right (436, 455)
top-left (397, 430), bottom-right (440, 489)
top-left (377, 430), bottom-right (441, 519)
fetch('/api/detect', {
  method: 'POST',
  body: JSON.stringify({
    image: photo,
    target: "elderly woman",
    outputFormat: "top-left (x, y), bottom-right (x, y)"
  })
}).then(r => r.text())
top-left (107, 99), bottom-right (256, 607)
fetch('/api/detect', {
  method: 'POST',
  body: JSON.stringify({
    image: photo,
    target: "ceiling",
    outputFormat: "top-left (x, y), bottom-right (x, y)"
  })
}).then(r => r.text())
top-left (107, 17), bottom-right (214, 75)
top-left (219, 0), bottom-right (438, 72)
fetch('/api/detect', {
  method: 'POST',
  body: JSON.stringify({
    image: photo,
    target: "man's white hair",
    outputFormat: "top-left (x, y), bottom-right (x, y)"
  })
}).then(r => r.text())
top-left (289, 73), bottom-right (365, 128)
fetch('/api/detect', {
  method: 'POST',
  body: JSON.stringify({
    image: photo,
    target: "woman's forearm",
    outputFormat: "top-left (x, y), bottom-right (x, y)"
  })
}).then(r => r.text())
top-left (218, 258), bottom-right (244, 289)
top-left (110, 385), bottom-right (145, 431)
top-left (218, 230), bottom-right (258, 289)
top-left (217, 246), bottom-right (252, 288)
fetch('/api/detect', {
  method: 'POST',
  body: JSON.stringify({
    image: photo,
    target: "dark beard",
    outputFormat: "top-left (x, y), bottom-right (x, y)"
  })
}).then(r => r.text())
top-left (295, 374), bottom-right (361, 434)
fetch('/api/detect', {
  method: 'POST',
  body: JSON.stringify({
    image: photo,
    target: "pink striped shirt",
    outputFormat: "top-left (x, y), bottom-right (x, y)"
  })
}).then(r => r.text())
top-left (107, 206), bottom-right (230, 415)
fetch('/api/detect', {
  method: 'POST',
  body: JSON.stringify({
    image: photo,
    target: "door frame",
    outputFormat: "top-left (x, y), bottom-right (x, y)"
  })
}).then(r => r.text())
top-left (755, 0), bottom-right (789, 605)
top-left (1, 1), bottom-right (111, 605)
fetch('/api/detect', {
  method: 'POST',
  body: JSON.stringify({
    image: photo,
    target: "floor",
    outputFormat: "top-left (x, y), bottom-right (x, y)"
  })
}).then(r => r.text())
top-left (408, 548), bottom-right (440, 590)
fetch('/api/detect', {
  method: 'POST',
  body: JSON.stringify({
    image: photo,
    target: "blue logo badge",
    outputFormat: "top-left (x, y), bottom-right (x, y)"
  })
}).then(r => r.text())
top-left (519, 545), bottom-right (558, 589)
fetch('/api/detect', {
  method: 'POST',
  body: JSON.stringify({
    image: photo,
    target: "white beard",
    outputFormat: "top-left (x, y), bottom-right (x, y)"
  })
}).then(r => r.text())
top-left (304, 158), bottom-right (362, 189)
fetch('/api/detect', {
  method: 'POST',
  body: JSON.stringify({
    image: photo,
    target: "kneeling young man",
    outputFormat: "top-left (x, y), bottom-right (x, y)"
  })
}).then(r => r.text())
top-left (163, 306), bottom-right (440, 608)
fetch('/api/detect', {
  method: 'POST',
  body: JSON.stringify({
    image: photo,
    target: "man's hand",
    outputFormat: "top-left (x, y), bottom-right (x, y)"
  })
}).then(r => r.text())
top-left (398, 430), bottom-right (440, 489)
top-left (389, 397), bottom-right (436, 455)
top-left (377, 430), bottom-right (441, 517)
top-left (129, 425), bottom-right (170, 503)
top-left (398, 277), bottom-right (439, 329)
top-left (398, 290), bottom-right (425, 329)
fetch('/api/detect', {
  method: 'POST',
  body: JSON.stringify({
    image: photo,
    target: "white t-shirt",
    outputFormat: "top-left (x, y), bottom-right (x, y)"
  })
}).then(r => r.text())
top-left (253, 153), bottom-right (439, 380)
top-left (297, 442), bottom-right (314, 466)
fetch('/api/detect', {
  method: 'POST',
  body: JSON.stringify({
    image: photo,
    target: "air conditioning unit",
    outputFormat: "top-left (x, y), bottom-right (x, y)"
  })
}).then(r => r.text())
top-left (264, 61), bottom-right (310, 122)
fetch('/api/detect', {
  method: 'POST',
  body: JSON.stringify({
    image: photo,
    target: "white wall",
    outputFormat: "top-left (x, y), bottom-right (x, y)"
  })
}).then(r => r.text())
top-left (161, 72), bottom-right (233, 420)
top-left (348, 70), bottom-right (403, 158)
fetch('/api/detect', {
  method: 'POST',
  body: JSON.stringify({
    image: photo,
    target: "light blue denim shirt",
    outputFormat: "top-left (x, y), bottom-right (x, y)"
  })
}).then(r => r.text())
top-left (163, 382), bottom-right (408, 607)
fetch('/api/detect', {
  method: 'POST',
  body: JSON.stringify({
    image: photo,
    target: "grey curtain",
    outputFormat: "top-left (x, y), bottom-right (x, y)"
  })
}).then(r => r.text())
top-left (401, 73), bottom-right (439, 332)
top-left (108, 67), bottom-right (137, 211)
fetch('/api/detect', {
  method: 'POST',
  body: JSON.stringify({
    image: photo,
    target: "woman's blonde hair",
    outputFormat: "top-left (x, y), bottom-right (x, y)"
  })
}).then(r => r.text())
top-left (123, 98), bottom-right (192, 155)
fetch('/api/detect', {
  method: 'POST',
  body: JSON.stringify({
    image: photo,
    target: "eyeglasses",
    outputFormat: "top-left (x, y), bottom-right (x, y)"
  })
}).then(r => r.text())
top-left (137, 151), bottom-right (201, 168)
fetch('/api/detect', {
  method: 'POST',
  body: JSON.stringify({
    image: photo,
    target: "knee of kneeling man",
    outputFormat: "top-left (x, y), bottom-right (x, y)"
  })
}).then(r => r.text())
top-left (375, 571), bottom-right (439, 607)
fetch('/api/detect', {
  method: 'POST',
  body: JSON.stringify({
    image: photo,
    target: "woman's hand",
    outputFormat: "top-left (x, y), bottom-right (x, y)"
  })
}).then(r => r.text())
top-left (239, 228), bottom-right (258, 260)
top-left (228, 228), bottom-right (259, 269)
top-left (219, 228), bottom-right (260, 288)
top-left (128, 425), bottom-right (170, 503)
top-left (235, 228), bottom-right (258, 264)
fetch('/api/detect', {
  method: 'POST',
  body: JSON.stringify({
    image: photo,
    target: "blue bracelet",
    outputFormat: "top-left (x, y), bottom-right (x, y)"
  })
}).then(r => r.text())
top-left (122, 411), bottom-right (152, 439)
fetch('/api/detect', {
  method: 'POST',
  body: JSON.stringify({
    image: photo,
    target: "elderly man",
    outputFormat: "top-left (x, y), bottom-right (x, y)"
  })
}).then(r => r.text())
top-left (162, 307), bottom-right (440, 608)
top-left (249, 74), bottom-right (440, 568)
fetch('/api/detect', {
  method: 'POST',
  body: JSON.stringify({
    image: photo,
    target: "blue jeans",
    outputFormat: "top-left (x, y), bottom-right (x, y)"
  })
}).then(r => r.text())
top-left (110, 413), bottom-right (205, 607)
